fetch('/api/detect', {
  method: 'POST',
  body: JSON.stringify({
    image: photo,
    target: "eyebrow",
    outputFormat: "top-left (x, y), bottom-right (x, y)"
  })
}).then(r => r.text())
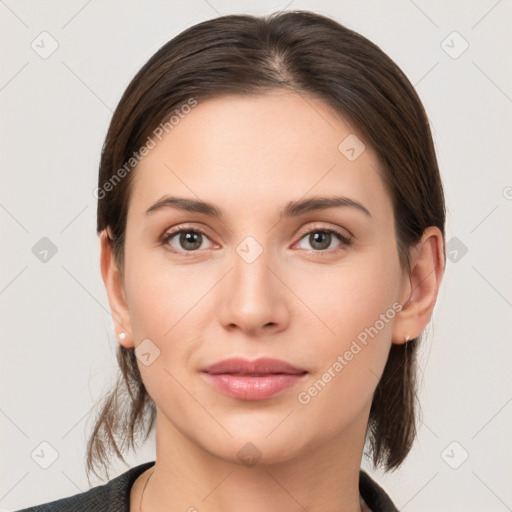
top-left (145, 194), bottom-right (372, 220)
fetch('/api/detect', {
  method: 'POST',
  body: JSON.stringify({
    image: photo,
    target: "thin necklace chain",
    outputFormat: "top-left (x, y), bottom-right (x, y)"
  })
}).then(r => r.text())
top-left (139, 468), bottom-right (155, 512)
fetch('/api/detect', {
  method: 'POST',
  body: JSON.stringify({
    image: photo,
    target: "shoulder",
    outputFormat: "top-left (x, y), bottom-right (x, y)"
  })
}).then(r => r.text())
top-left (359, 470), bottom-right (399, 512)
top-left (13, 461), bottom-right (156, 512)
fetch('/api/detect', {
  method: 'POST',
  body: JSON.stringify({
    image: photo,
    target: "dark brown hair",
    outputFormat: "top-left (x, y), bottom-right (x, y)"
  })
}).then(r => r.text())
top-left (87, 9), bottom-right (446, 482)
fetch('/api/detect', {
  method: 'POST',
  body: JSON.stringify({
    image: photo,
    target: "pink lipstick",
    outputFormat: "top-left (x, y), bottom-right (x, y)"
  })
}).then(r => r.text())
top-left (201, 357), bottom-right (307, 400)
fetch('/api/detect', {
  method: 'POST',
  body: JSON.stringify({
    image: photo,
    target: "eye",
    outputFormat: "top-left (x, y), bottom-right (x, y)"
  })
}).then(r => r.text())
top-left (295, 226), bottom-right (352, 253)
top-left (161, 227), bottom-right (214, 253)
top-left (161, 225), bottom-right (352, 255)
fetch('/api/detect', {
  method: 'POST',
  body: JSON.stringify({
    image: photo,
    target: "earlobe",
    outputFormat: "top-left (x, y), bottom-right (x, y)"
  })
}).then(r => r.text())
top-left (99, 229), bottom-right (134, 348)
top-left (391, 226), bottom-right (445, 345)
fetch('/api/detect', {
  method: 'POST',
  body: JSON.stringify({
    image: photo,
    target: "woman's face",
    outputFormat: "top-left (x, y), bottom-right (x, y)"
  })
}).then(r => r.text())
top-left (117, 90), bottom-right (411, 464)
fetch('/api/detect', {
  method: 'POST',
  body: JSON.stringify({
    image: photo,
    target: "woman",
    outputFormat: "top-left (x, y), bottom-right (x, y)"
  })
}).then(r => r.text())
top-left (17, 9), bottom-right (445, 512)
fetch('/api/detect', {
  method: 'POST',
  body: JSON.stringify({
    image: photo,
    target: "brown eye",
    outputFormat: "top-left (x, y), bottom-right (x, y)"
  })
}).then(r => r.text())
top-left (296, 228), bottom-right (351, 252)
top-left (308, 231), bottom-right (332, 251)
top-left (163, 229), bottom-right (211, 252)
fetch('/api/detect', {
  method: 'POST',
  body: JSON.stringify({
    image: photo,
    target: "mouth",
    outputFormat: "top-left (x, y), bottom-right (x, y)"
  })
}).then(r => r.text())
top-left (201, 357), bottom-right (308, 400)
top-left (201, 356), bottom-right (307, 375)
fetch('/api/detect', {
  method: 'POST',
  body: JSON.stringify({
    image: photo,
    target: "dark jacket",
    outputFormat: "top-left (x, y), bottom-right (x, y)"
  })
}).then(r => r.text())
top-left (15, 461), bottom-right (399, 511)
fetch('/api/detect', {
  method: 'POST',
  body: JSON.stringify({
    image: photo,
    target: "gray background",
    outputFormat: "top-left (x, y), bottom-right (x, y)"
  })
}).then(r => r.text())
top-left (1, 0), bottom-right (511, 510)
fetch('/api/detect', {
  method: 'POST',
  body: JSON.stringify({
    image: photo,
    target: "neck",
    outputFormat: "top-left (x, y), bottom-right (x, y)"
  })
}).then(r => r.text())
top-left (140, 405), bottom-right (371, 512)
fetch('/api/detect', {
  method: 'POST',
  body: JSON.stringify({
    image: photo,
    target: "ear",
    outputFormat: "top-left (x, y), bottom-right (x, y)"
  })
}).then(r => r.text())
top-left (99, 228), bottom-right (134, 349)
top-left (391, 226), bottom-right (445, 345)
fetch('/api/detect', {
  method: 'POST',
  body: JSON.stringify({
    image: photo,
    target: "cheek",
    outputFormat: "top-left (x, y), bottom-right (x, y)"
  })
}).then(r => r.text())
top-left (292, 250), bottom-right (400, 413)
top-left (295, 250), bottom-right (400, 348)
top-left (123, 260), bottom-right (203, 413)
top-left (123, 249), bottom-right (210, 393)
top-left (124, 242), bottom-right (201, 340)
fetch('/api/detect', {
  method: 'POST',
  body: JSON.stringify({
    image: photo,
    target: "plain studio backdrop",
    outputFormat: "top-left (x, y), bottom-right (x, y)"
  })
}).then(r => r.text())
top-left (1, 1), bottom-right (511, 511)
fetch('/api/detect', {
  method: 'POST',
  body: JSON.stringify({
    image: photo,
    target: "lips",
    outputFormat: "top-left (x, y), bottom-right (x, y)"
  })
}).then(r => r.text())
top-left (201, 357), bottom-right (307, 376)
top-left (201, 357), bottom-right (308, 400)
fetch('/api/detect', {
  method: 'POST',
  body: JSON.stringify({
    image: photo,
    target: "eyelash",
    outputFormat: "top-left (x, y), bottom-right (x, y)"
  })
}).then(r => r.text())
top-left (160, 224), bottom-right (352, 256)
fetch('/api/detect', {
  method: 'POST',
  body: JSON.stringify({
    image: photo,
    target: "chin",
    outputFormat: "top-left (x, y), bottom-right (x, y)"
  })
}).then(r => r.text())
top-left (200, 427), bottom-right (312, 468)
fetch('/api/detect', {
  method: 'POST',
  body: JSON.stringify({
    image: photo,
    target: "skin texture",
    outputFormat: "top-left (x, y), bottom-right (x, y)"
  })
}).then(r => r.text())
top-left (100, 90), bottom-right (445, 512)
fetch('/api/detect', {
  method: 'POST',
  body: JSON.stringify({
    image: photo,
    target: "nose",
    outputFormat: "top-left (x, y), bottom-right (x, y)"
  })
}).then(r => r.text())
top-left (217, 244), bottom-right (290, 337)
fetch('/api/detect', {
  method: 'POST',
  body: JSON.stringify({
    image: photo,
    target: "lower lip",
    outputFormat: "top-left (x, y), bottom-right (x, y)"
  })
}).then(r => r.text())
top-left (201, 372), bottom-right (307, 400)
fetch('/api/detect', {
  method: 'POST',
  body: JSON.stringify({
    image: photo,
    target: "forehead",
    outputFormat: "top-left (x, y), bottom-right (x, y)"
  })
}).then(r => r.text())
top-left (129, 91), bottom-right (392, 223)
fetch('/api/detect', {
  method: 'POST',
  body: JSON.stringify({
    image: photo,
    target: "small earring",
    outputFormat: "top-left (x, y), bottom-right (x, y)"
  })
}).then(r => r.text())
top-left (119, 332), bottom-right (126, 340)
top-left (404, 334), bottom-right (411, 343)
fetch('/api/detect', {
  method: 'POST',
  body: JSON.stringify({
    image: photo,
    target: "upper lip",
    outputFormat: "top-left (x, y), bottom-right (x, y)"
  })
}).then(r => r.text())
top-left (201, 357), bottom-right (307, 375)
